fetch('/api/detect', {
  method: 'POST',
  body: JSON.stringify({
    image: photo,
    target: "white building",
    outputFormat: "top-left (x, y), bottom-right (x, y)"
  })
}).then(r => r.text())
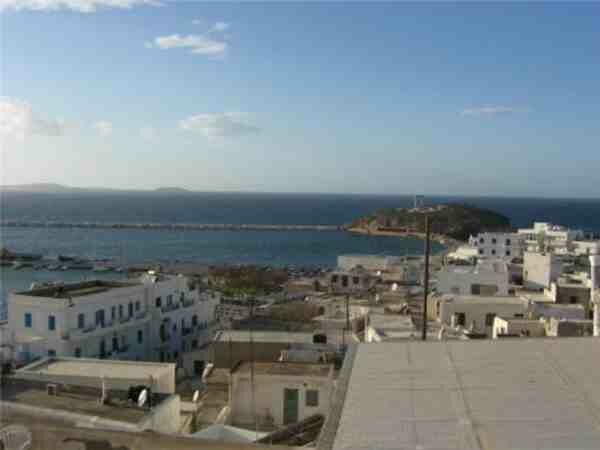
top-left (436, 295), bottom-right (529, 336)
top-left (5, 272), bottom-right (219, 366)
top-left (229, 361), bottom-right (334, 428)
top-left (523, 251), bottom-right (563, 290)
top-left (469, 232), bottom-right (526, 259)
top-left (329, 267), bottom-right (377, 295)
top-left (518, 222), bottom-right (584, 254)
top-left (436, 259), bottom-right (510, 296)
top-left (492, 316), bottom-right (546, 339)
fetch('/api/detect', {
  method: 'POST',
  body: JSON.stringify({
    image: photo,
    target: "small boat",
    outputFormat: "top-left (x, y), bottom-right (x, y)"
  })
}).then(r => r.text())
top-left (13, 261), bottom-right (32, 270)
top-left (114, 267), bottom-right (124, 273)
top-left (47, 264), bottom-right (61, 271)
top-left (61, 265), bottom-right (70, 271)
top-left (92, 265), bottom-right (112, 273)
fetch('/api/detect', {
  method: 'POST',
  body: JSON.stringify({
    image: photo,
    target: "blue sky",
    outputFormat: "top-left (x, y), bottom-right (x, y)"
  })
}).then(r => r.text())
top-left (1, 1), bottom-right (599, 197)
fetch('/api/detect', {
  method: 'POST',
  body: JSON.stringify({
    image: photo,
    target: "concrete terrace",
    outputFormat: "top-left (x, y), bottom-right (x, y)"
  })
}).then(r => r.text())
top-left (329, 338), bottom-right (600, 450)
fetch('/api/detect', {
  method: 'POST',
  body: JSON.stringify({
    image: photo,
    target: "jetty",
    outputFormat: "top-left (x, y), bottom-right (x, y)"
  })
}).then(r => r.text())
top-left (0, 220), bottom-right (343, 232)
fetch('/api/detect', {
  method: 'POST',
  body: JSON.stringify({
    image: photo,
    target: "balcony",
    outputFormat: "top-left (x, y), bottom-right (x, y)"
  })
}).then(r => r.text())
top-left (65, 312), bottom-right (150, 340)
top-left (161, 303), bottom-right (181, 314)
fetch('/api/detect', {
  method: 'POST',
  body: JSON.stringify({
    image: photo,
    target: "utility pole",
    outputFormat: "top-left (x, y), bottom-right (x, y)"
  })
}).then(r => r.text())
top-left (345, 294), bottom-right (350, 338)
top-left (422, 215), bottom-right (431, 341)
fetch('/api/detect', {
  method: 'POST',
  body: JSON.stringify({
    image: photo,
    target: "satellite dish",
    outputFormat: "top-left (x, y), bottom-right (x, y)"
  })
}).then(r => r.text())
top-left (137, 388), bottom-right (148, 407)
top-left (192, 390), bottom-right (200, 403)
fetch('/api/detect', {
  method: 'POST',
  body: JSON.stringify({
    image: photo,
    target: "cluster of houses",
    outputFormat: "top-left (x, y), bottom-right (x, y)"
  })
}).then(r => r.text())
top-left (2, 220), bottom-right (600, 449)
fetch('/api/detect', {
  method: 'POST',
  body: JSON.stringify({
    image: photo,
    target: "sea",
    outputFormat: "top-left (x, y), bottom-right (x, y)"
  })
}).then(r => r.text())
top-left (2, 191), bottom-right (600, 317)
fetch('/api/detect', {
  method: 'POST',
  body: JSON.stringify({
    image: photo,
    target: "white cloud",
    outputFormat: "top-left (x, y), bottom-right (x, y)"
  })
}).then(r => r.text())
top-left (192, 19), bottom-right (229, 33)
top-left (140, 126), bottom-right (157, 142)
top-left (0, 0), bottom-right (162, 13)
top-left (147, 33), bottom-right (227, 57)
top-left (460, 105), bottom-right (530, 117)
top-left (92, 120), bottom-right (113, 136)
top-left (0, 97), bottom-right (65, 141)
top-left (178, 112), bottom-right (260, 140)
top-left (209, 21), bottom-right (229, 33)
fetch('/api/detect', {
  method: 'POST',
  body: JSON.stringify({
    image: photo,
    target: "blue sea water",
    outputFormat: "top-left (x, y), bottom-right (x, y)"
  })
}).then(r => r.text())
top-left (1, 191), bottom-right (600, 316)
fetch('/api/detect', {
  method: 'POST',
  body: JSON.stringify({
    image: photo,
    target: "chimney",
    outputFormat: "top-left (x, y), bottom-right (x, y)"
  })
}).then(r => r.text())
top-left (589, 255), bottom-right (600, 337)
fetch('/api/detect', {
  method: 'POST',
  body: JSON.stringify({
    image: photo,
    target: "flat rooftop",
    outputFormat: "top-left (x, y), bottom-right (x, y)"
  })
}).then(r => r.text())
top-left (331, 338), bottom-right (600, 450)
top-left (215, 330), bottom-right (316, 344)
top-left (17, 357), bottom-right (174, 380)
top-left (0, 379), bottom-right (151, 424)
top-left (234, 361), bottom-right (332, 377)
top-left (16, 280), bottom-right (140, 299)
top-left (441, 295), bottom-right (526, 305)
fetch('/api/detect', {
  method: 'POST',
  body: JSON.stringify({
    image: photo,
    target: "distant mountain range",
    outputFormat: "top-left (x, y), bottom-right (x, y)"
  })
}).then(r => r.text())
top-left (0, 183), bottom-right (193, 194)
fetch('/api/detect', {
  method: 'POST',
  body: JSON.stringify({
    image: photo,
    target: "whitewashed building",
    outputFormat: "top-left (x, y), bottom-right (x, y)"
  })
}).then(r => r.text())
top-left (523, 251), bottom-right (563, 290)
top-left (518, 222), bottom-right (584, 254)
top-left (229, 361), bottom-right (334, 428)
top-left (5, 272), bottom-right (219, 366)
top-left (436, 295), bottom-right (529, 336)
top-left (436, 259), bottom-right (510, 296)
top-left (469, 232), bottom-right (526, 259)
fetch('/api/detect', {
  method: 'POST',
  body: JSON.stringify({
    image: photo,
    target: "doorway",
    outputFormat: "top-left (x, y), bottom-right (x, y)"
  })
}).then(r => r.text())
top-left (283, 388), bottom-right (299, 425)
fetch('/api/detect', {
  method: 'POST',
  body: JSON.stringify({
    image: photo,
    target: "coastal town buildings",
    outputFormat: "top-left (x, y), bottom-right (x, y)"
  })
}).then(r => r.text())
top-left (328, 267), bottom-right (377, 295)
top-left (4, 272), bottom-right (218, 366)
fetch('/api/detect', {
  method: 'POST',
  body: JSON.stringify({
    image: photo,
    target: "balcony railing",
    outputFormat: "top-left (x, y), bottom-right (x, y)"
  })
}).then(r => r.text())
top-left (65, 311), bottom-right (149, 340)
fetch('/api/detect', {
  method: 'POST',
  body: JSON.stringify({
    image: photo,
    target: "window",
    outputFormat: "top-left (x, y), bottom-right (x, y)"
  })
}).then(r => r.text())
top-left (342, 276), bottom-right (348, 287)
top-left (111, 306), bottom-right (116, 321)
top-left (173, 323), bottom-right (177, 332)
top-left (570, 296), bottom-right (578, 304)
top-left (112, 337), bottom-right (119, 352)
top-left (128, 302), bottom-right (134, 317)
top-left (506, 250), bottom-right (511, 256)
top-left (135, 301), bottom-right (140, 311)
top-left (167, 295), bottom-right (173, 305)
top-left (491, 249), bottom-right (496, 255)
top-left (479, 238), bottom-right (484, 244)
top-left (506, 239), bottom-right (511, 245)
top-left (192, 339), bottom-right (198, 349)
top-left (306, 390), bottom-right (319, 407)
top-left (24, 313), bottom-right (32, 328)
top-left (192, 315), bottom-right (198, 327)
top-left (48, 315), bottom-right (56, 331)
top-left (78, 313), bottom-right (85, 329)
top-left (352, 276), bottom-right (360, 285)
top-left (331, 275), bottom-right (338, 283)
top-left (180, 293), bottom-right (184, 302)
top-left (74, 348), bottom-right (82, 358)
top-left (156, 297), bottom-right (162, 307)
top-left (514, 314), bottom-right (524, 318)
top-left (492, 238), bottom-right (497, 244)
top-left (47, 349), bottom-right (56, 357)
top-left (95, 309), bottom-right (105, 327)
top-left (485, 313), bottom-right (496, 326)
top-left (137, 330), bottom-right (143, 344)
top-left (455, 312), bottom-right (466, 326)
top-left (478, 249), bottom-right (484, 255)
top-left (119, 304), bottom-right (124, 318)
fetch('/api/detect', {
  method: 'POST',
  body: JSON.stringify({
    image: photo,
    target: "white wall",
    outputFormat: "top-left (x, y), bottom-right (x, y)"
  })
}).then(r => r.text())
top-left (437, 268), bottom-right (509, 296)
top-left (523, 252), bottom-right (562, 290)
top-left (439, 298), bottom-right (528, 335)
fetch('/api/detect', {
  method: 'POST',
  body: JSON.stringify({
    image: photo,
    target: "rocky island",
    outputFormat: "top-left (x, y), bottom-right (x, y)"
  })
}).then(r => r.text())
top-left (348, 203), bottom-right (511, 242)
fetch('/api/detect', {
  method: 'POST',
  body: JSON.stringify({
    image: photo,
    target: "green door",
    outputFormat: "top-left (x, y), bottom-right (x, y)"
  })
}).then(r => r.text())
top-left (283, 388), bottom-right (299, 425)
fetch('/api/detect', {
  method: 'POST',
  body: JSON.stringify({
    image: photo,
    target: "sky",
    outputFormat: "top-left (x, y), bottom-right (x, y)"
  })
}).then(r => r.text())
top-left (1, 1), bottom-right (599, 197)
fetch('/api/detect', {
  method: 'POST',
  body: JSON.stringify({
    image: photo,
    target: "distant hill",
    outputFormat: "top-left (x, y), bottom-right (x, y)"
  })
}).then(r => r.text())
top-left (351, 203), bottom-right (511, 241)
top-left (0, 183), bottom-right (192, 194)
top-left (154, 187), bottom-right (191, 193)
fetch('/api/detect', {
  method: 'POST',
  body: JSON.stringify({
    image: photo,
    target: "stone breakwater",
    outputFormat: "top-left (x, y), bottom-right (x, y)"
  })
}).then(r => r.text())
top-left (0, 220), bottom-right (343, 232)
